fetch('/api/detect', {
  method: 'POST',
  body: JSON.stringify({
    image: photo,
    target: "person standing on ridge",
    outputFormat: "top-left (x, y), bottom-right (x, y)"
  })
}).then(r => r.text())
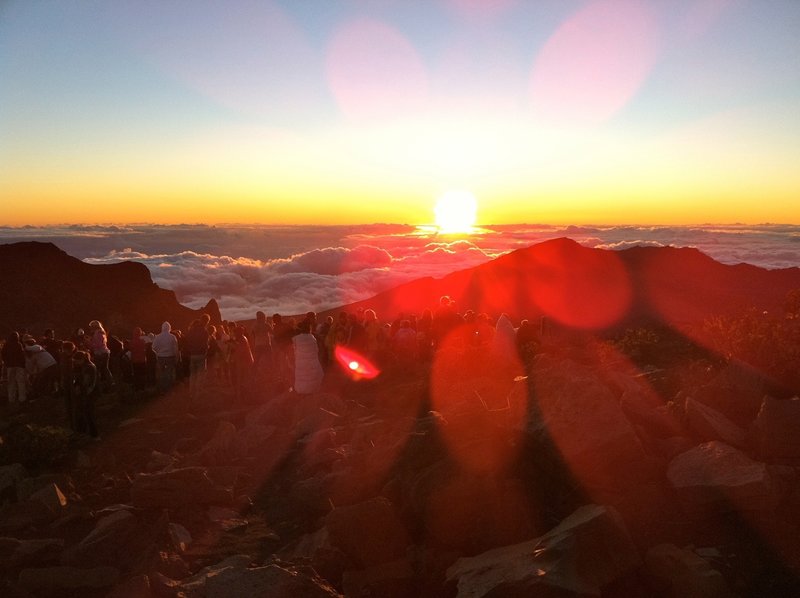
top-left (151, 321), bottom-right (179, 394)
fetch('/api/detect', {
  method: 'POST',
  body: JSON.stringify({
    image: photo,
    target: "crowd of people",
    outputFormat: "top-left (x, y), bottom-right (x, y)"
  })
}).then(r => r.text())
top-left (0, 296), bottom-right (543, 439)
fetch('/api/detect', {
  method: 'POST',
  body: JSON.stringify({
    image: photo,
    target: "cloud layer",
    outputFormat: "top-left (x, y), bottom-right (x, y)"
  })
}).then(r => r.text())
top-left (2, 224), bottom-right (799, 321)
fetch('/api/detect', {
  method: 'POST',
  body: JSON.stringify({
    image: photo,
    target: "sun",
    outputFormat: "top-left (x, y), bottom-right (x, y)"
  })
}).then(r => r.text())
top-left (434, 190), bottom-right (478, 234)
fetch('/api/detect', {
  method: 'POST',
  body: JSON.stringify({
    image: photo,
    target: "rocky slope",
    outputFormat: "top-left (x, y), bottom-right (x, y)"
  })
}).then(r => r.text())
top-left (1, 339), bottom-right (800, 596)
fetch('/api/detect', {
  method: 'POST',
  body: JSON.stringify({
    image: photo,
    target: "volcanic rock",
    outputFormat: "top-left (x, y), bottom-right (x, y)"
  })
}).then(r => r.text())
top-left (131, 467), bottom-right (233, 508)
top-left (446, 504), bottom-right (640, 597)
top-left (526, 360), bottom-right (650, 492)
top-left (667, 441), bottom-right (778, 512)
top-left (28, 483), bottom-right (68, 514)
top-left (685, 398), bottom-right (746, 448)
top-left (62, 509), bottom-right (166, 574)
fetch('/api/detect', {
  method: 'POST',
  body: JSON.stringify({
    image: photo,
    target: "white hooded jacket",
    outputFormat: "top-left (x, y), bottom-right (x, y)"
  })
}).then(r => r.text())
top-left (151, 322), bottom-right (179, 358)
top-left (25, 344), bottom-right (57, 373)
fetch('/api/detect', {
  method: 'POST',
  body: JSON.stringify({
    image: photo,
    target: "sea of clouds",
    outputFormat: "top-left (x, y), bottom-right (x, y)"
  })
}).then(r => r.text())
top-left (1, 223), bottom-right (799, 321)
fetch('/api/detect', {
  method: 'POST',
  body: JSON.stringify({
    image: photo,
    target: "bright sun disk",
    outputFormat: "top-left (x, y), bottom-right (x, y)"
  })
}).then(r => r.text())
top-left (434, 190), bottom-right (478, 234)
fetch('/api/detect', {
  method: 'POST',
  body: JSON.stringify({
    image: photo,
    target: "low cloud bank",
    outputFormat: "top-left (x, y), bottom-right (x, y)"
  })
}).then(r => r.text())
top-left (84, 237), bottom-right (494, 320)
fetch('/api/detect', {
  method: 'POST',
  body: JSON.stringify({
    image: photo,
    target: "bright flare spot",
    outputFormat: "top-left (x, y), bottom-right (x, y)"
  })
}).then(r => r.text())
top-left (335, 346), bottom-right (381, 380)
top-left (434, 190), bottom-right (478, 234)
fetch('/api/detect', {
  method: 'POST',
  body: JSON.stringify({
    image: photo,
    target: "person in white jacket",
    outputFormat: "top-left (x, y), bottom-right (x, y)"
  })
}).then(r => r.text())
top-left (151, 321), bottom-right (179, 394)
top-left (23, 335), bottom-right (58, 399)
top-left (292, 320), bottom-right (323, 395)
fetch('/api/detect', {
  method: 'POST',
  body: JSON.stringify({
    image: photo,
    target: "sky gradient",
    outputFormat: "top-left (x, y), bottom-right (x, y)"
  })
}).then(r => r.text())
top-left (2, 0), bottom-right (799, 226)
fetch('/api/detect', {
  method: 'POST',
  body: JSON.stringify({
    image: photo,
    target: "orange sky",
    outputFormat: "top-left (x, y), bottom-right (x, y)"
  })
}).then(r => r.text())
top-left (2, 1), bottom-right (799, 226)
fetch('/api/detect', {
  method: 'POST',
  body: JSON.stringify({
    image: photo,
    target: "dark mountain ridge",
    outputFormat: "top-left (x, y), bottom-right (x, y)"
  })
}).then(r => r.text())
top-left (4, 238), bottom-right (799, 340)
top-left (322, 237), bottom-right (800, 332)
top-left (0, 242), bottom-right (220, 337)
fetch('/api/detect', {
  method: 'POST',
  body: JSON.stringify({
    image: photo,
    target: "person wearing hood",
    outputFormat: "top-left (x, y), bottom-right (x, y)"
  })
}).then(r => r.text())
top-left (23, 335), bottom-right (58, 399)
top-left (2, 332), bottom-right (28, 405)
top-left (151, 321), bottom-right (179, 394)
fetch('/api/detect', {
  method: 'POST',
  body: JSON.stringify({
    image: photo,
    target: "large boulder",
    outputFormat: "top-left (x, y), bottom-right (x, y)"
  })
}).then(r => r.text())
top-left (527, 361), bottom-right (650, 491)
top-left (667, 441), bottom-right (779, 512)
top-left (685, 398), bottom-right (746, 448)
top-left (131, 467), bottom-right (233, 508)
top-left (446, 504), bottom-right (640, 597)
top-left (62, 509), bottom-right (167, 573)
top-left (692, 362), bottom-right (768, 426)
top-left (754, 396), bottom-right (800, 459)
top-left (28, 483), bottom-right (68, 514)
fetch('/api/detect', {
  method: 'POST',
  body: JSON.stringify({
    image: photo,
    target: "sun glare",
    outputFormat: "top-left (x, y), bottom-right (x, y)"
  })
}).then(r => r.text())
top-left (434, 190), bottom-right (478, 234)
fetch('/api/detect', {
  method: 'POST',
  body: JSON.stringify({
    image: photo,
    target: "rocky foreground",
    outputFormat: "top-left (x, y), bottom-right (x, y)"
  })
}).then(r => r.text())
top-left (2, 345), bottom-right (800, 597)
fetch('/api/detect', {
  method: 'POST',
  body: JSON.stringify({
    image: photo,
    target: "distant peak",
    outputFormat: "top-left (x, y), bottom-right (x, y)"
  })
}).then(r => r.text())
top-left (0, 241), bottom-right (68, 257)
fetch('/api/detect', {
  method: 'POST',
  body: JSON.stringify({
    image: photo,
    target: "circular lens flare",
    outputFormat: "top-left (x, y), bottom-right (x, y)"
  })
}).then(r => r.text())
top-left (335, 345), bottom-right (381, 380)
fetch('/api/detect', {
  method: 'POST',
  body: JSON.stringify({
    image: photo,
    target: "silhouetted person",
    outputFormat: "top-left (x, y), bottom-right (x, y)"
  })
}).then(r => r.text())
top-left (2, 332), bottom-right (27, 406)
top-left (272, 314), bottom-right (294, 388)
top-left (41, 329), bottom-right (61, 362)
top-left (316, 315), bottom-right (334, 368)
top-left (59, 341), bottom-right (77, 430)
top-left (185, 318), bottom-right (211, 400)
top-left (107, 333), bottom-right (124, 385)
top-left (88, 320), bottom-right (114, 392)
top-left (393, 320), bottom-right (417, 369)
top-left (129, 327), bottom-right (148, 393)
top-left (251, 311), bottom-right (273, 381)
top-left (72, 350), bottom-right (98, 438)
top-left (152, 321), bottom-right (179, 394)
top-left (230, 325), bottom-right (253, 403)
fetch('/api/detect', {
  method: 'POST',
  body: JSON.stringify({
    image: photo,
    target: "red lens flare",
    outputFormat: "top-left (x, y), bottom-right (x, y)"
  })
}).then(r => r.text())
top-left (334, 345), bottom-right (381, 380)
top-left (526, 239), bottom-right (632, 329)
